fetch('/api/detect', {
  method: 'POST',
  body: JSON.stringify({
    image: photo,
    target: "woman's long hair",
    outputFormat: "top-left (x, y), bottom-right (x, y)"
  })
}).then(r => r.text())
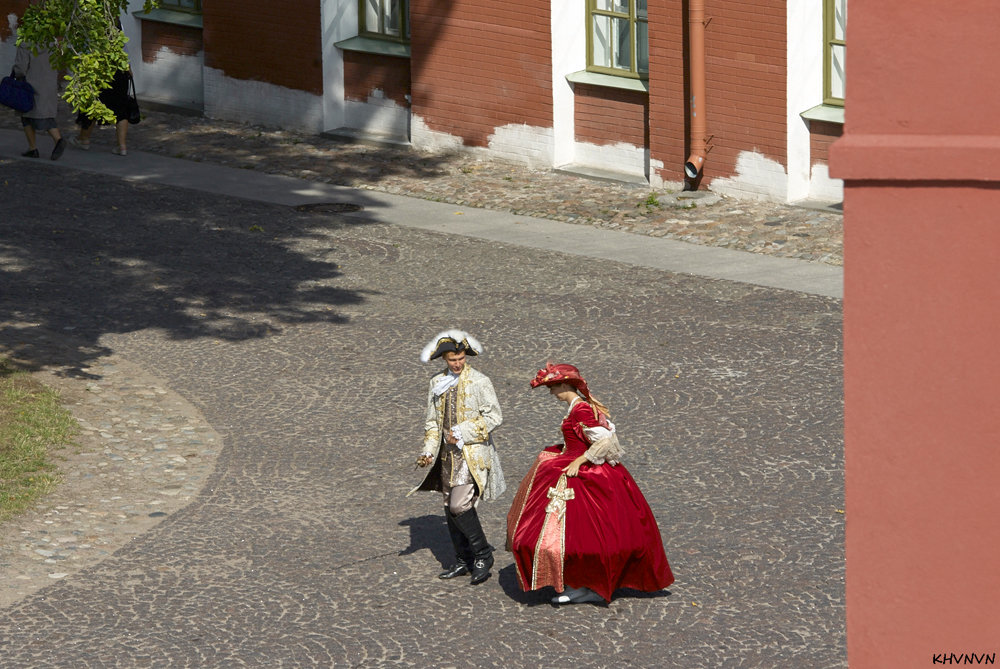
top-left (579, 389), bottom-right (610, 420)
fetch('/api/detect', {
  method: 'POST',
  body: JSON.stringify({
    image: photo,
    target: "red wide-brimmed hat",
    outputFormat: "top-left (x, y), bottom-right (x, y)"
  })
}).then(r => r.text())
top-left (529, 363), bottom-right (590, 397)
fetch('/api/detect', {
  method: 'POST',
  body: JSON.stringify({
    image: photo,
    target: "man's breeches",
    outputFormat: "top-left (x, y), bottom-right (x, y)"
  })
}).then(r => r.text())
top-left (442, 483), bottom-right (476, 515)
top-left (439, 441), bottom-right (476, 514)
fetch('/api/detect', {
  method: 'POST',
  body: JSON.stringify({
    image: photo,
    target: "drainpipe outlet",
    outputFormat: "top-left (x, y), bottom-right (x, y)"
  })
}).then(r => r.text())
top-left (685, 0), bottom-right (707, 182)
top-left (684, 154), bottom-right (704, 179)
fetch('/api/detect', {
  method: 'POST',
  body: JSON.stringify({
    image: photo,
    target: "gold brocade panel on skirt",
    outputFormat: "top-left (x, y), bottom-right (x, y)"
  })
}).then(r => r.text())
top-left (531, 472), bottom-right (573, 591)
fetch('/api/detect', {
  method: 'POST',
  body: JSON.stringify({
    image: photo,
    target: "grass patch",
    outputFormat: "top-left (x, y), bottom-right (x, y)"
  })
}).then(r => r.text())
top-left (0, 358), bottom-right (78, 522)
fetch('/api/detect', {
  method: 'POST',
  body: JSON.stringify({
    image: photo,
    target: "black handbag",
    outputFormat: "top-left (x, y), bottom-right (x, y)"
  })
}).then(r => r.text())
top-left (0, 69), bottom-right (34, 112)
top-left (126, 72), bottom-right (140, 124)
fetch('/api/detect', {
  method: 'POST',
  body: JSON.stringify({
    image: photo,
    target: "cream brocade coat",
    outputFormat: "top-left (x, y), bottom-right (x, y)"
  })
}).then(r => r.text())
top-left (409, 365), bottom-right (506, 502)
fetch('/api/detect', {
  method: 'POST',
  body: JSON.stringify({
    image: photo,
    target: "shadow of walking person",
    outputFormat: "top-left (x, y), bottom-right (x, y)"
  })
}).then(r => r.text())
top-left (496, 563), bottom-right (552, 606)
top-left (397, 514), bottom-right (452, 568)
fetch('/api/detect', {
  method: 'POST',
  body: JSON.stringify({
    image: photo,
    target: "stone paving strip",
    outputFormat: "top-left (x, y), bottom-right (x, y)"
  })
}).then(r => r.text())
top-left (0, 336), bottom-right (222, 609)
top-left (2, 108), bottom-right (843, 266)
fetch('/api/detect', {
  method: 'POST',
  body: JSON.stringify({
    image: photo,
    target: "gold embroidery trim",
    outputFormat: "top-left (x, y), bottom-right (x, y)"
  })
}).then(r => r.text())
top-left (530, 473), bottom-right (574, 591)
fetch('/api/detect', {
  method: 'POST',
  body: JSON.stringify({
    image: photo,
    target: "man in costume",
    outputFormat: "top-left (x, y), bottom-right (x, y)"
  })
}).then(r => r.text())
top-left (409, 329), bottom-right (505, 585)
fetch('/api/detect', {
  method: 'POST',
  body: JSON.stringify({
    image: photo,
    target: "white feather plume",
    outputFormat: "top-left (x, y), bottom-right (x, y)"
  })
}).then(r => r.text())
top-left (420, 329), bottom-right (484, 362)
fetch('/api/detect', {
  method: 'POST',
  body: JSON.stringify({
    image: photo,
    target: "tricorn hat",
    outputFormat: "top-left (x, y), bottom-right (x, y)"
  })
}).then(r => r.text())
top-left (420, 329), bottom-right (484, 362)
top-left (529, 362), bottom-right (590, 397)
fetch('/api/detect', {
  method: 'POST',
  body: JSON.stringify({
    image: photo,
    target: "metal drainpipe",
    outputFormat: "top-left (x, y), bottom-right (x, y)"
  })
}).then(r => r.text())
top-left (684, 0), bottom-right (707, 179)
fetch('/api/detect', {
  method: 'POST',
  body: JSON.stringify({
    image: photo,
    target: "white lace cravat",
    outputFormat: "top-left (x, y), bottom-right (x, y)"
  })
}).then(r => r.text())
top-left (432, 371), bottom-right (460, 397)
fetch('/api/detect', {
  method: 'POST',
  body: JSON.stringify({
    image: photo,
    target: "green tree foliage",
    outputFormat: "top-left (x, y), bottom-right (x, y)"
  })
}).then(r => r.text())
top-left (15, 0), bottom-right (157, 123)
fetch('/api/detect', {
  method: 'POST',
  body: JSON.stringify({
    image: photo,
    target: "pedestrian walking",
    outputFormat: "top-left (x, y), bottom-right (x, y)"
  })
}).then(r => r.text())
top-left (71, 67), bottom-right (131, 155)
top-left (506, 363), bottom-right (674, 604)
top-left (12, 43), bottom-right (66, 160)
top-left (409, 329), bottom-right (505, 585)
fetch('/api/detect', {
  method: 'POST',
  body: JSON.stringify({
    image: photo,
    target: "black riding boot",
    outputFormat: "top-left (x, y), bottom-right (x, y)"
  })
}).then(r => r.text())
top-left (451, 507), bottom-right (494, 585)
top-left (439, 508), bottom-right (472, 579)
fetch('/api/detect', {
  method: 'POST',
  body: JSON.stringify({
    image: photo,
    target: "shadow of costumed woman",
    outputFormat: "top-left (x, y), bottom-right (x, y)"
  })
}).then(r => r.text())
top-left (506, 363), bottom-right (675, 604)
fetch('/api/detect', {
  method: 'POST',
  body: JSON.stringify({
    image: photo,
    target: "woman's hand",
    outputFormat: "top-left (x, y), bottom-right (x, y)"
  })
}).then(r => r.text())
top-left (562, 456), bottom-right (588, 477)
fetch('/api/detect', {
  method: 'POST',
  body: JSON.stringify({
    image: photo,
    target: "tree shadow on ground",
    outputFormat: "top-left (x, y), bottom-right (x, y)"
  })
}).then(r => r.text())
top-left (0, 108), bottom-right (467, 193)
top-left (0, 160), bottom-right (377, 377)
top-left (140, 116), bottom-right (463, 188)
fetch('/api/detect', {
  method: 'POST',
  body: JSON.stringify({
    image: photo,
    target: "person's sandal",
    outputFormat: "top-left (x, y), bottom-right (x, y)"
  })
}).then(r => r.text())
top-left (69, 137), bottom-right (90, 151)
top-left (21, 148), bottom-right (39, 158)
top-left (112, 146), bottom-right (127, 156)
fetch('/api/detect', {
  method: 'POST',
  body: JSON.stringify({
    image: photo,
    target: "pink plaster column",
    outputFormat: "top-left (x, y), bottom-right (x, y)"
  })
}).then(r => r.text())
top-left (830, 1), bottom-right (1000, 666)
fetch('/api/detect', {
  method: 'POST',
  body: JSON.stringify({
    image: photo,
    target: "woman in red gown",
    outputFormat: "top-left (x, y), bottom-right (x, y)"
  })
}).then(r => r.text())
top-left (506, 363), bottom-right (674, 604)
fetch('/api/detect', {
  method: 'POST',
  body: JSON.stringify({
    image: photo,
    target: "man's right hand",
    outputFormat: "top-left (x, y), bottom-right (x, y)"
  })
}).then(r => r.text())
top-left (415, 454), bottom-right (434, 468)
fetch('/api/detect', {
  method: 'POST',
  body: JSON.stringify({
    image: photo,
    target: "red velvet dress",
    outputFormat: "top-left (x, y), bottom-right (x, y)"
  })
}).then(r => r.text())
top-left (506, 400), bottom-right (674, 602)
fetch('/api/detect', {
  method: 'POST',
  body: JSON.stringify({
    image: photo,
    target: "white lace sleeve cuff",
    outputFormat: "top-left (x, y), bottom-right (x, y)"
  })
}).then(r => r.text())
top-left (583, 424), bottom-right (624, 465)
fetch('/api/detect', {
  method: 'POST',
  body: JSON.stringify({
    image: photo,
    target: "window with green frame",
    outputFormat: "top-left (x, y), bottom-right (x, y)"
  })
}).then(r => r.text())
top-left (587, 0), bottom-right (648, 79)
top-left (824, 0), bottom-right (846, 106)
top-left (360, 0), bottom-right (409, 42)
top-left (158, 0), bottom-right (201, 11)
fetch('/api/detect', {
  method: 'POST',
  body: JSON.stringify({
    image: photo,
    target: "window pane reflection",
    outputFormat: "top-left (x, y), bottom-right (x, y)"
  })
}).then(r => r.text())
top-left (834, 0), bottom-right (847, 41)
top-left (614, 17), bottom-right (631, 70)
top-left (592, 14), bottom-right (612, 68)
top-left (831, 44), bottom-right (846, 99)
top-left (386, 0), bottom-right (401, 36)
top-left (366, 0), bottom-right (380, 33)
top-left (637, 21), bottom-right (648, 73)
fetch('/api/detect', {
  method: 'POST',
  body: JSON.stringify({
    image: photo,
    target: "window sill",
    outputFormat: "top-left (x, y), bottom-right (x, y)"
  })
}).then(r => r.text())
top-left (801, 104), bottom-right (844, 125)
top-left (566, 70), bottom-right (648, 94)
top-left (133, 8), bottom-right (203, 29)
top-left (335, 36), bottom-right (410, 59)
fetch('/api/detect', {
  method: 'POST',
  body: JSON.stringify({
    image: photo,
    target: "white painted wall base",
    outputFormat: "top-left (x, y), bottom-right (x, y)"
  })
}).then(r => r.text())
top-left (648, 158), bottom-right (685, 192)
top-left (487, 124), bottom-right (554, 168)
top-left (203, 67), bottom-right (324, 133)
top-left (343, 91), bottom-right (408, 139)
top-left (411, 117), bottom-right (556, 168)
top-left (410, 115), bottom-right (464, 153)
top-left (709, 151), bottom-right (790, 201)
top-left (809, 163), bottom-right (844, 202)
top-left (569, 140), bottom-right (647, 179)
top-left (136, 47), bottom-right (204, 109)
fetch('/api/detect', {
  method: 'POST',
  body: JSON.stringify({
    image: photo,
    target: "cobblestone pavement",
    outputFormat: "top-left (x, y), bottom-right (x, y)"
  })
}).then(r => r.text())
top-left (1, 107), bottom-right (843, 266)
top-left (0, 152), bottom-right (843, 666)
top-left (0, 343), bottom-right (221, 609)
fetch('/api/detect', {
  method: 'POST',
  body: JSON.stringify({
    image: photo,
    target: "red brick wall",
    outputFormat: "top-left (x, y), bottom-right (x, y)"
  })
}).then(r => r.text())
top-left (409, 0), bottom-right (552, 147)
top-left (574, 84), bottom-right (648, 147)
top-left (202, 0), bottom-right (322, 94)
top-left (1, 1), bottom-right (36, 40)
top-left (704, 0), bottom-right (786, 179)
top-left (650, 0), bottom-right (786, 183)
top-left (809, 119), bottom-right (842, 165)
top-left (141, 21), bottom-right (203, 63)
top-left (343, 52), bottom-right (410, 108)
top-left (648, 0), bottom-right (688, 182)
